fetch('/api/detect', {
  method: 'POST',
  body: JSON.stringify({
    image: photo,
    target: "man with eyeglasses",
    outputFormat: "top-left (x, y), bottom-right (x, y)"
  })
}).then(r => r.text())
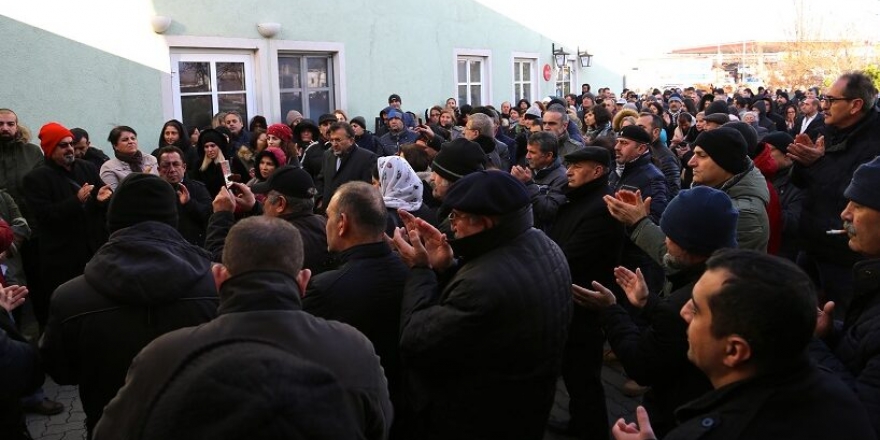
top-left (157, 146), bottom-right (211, 247)
top-left (317, 121), bottom-right (377, 211)
top-left (787, 71), bottom-right (880, 318)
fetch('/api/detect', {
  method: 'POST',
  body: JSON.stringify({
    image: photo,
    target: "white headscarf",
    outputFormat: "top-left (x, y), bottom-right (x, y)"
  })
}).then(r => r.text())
top-left (377, 156), bottom-right (423, 212)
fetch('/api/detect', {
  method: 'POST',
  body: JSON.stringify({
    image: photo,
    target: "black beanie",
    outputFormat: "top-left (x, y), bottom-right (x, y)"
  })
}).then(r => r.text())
top-left (705, 100), bottom-right (730, 116)
top-left (694, 127), bottom-right (749, 175)
top-left (763, 131), bottom-right (795, 154)
top-left (350, 116), bottom-right (367, 129)
top-left (845, 156), bottom-right (880, 212)
top-left (722, 121), bottom-right (759, 158)
top-left (198, 128), bottom-right (229, 154)
top-left (107, 174), bottom-right (178, 233)
top-left (432, 138), bottom-right (487, 182)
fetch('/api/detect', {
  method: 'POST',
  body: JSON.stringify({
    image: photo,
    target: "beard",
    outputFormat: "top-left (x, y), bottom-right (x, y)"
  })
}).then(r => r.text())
top-left (662, 253), bottom-right (689, 271)
top-left (62, 153), bottom-right (75, 165)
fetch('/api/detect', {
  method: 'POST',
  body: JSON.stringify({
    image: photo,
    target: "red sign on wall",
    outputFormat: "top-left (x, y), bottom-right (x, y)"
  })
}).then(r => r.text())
top-left (543, 64), bottom-right (552, 81)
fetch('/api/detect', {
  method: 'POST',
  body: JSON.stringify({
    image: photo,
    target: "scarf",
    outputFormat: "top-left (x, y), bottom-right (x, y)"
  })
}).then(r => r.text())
top-left (114, 149), bottom-right (143, 173)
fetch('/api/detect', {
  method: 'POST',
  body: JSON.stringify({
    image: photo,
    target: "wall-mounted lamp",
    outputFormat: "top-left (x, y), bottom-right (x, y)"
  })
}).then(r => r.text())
top-left (552, 44), bottom-right (569, 69)
top-left (257, 22), bottom-right (282, 38)
top-left (578, 47), bottom-right (593, 68)
top-left (151, 16), bottom-right (172, 34)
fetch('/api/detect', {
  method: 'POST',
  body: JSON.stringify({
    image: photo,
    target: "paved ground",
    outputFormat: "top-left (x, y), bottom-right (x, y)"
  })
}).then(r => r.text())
top-left (26, 362), bottom-right (640, 439)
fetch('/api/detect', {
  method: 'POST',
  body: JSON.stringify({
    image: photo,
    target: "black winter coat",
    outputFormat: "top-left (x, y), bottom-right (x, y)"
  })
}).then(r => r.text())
top-left (667, 357), bottom-right (875, 440)
top-left (0, 312), bottom-right (43, 440)
top-left (608, 152), bottom-right (668, 223)
top-left (793, 108), bottom-right (880, 265)
top-left (304, 241), bottom-right (408, 406)
top-left (176, 178), bottom-right (212, 247)
top-left (399, 208), bottom-right (572, 440)
top-left (40, 222), bottom-right (218, 434)
top-left (811, 258), bottom-right (880, 436)
top-left (93, 271), bottom-right (392, 440)
top-left (316, 146), bottom-right (376, 208)
top-left (23, 159), bottom-right (109, 293)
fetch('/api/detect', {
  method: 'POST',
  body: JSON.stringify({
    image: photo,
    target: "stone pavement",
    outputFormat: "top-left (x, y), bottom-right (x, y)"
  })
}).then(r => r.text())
top-left (26, 362), bottom-right (640, 440)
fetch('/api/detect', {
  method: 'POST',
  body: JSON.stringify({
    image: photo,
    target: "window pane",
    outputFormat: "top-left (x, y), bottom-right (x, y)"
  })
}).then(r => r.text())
top-left (523, 85), bottom-right (530, 102)
top-left (219, 93), bottom-right (248, 124)
top-left (179, 62), bottom-right (211, 93)
top-left (515, 84), bottom-right (522, 101)
top-left (470, 85), bottom-right (481, 106)
top-left (306, 57), bottom-right (329, 88)
top-left (470, 60), bottom-right (481, 82)
top-left (522, 63), bottom-right (531, 81)
top-left (217, 62), bottom-right (245, 92)
top-left (309, 91), bottom-right (331, 117)
top-left (458, 85), bottom-right (467, 105)
top-left (181, 95), bottom-right (214, 131)
top-left (514, 62), bottom-right (522, 81)
top-left (457, 60), bottom-right (467, 83)
top-left (281, 91), bottom-right (303, 118)
top-left (279, 56), bottom-right (302, 89)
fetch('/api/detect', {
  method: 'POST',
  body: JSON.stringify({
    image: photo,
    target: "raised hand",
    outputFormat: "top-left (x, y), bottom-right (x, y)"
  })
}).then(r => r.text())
top-left (0, 285), bottom-right (28, 312)
top-left (615, 266), bottom-right (649, 308)
top-left (571, 281), bottom-right (616, 309)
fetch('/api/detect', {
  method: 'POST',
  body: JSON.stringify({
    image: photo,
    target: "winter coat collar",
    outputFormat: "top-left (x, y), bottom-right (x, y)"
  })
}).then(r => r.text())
top-left (217, 270), bottom-right (304, 315)
top-left (333, 241), bottom-right (393, 266)
top-left (564, 174), bottom-right (609, 201)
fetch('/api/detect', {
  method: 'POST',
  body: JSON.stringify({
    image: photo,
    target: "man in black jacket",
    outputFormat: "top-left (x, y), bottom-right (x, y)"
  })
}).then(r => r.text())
top-left (23, 123), bottom-right (112, 328)
top-left (93, 216), bottom-right (392, 440)
top-left (316, 121), bottom-right (376, 211)
top-left (304, 181), bottom-right (408, 421)
top-left (576, 186), bottom-right (737, 437)
top-left (391, 171), bottom-right (572, 440)
top-left (40, 173), bottom-right (219, 436)
top-left (546, 146), bottom-right (624, 439)
top-left (157, 146), bottom-right (211, 247)
top-left (613, 250), bottom-right (875, 440)
top-left (511, 131), bottom-right (567, 231)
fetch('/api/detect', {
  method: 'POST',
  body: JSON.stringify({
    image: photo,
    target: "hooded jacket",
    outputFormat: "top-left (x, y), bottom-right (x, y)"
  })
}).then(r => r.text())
top-left (40, 221), bottom-right (218, 433)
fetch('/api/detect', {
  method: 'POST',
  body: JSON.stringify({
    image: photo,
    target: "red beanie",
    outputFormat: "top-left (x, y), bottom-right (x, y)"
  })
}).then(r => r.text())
top-left (267, 123), bottom-right (293, 142)
top-left (38, 122), bottom-right (74, 158)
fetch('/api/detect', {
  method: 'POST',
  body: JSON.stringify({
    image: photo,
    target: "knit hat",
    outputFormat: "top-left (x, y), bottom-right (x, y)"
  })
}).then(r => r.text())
top-left (693, 127), bottom-right (749, 174)
top-left (844, 156), bottom-right (880, 212)
top-left (198, 128), bottom-right (229, 152)
top-left (722, 121), bottom-right (759, 158)
top-left (618, 125), bottom-right (652, 145)
top-left (668, 95), bottom-right (683, 103)
top-left (387, 110), bottom-right (403, 120)
top-left (442, 170), bottom-right (530, 216)
top-left (318, 114), bottom-right (337, 125)
top-left (660, 186), bottom-right (738, 256)
top-left (432, 138), bottom-right (487, 182)
top-left (255, 147), bottom-right (287, 168)
top-left (350, 116), bottom-right (367, 129)
top-left (38, 122), bottom-right (74, 157)
top-left (293, 119), bottom-right (319, 140)
top-left (523, 106), bottom-right (543, 120)
top-left (285, 110), bottom-right (303, 125)
top-left (763, 131), bottom-right (795, 154)
top-left (388, 93), bottom-right (401, 103)
top-left (251, 165), bottom-right (316, 199)
top-left (140, 341), bottom-right (359, 440)
top-left (267, 123), bottom-right (292, 142)
top-left (705, 100), bottom-right (730, 116)
top-left (107, 173), bottom-right (178, 233)
top-left (565, 145), bottom-right (611, 168)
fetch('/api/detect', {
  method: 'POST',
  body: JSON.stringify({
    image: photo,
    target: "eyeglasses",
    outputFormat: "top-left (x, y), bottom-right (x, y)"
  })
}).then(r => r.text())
top-left (56, 141), bottom-right (74, 148)
top-left (447, 211), bottom-right (472, 222)
top-left (821, 96), bottom-right (858, 105)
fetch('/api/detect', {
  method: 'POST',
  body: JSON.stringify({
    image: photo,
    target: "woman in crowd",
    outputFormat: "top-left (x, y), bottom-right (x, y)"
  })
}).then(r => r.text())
top-left (250, 128), bottom-right (268, 154)
top-left (334, 109), bottom-right (349, 122)
top-left (248, 115), bottom-right (267, 133)
top-left (100, 126), bottom-right (159, 190)
top-left (372, 155), bottom-right (436, 236)
top-left (191, 128), bottom-right (232, 198)
top-left (293, 119), bottom-right (321, 166)
top-left (153, 119), bottom-right (198, 173)
top-left (516, 99), bottom-right (531, 115)
top-left (582, 105), bottom-right (613, 144)
top-left (783, 103), bottom-right (799, 132)
top-left (439, 109), bottom-right (462, 140)
top-left (265, 123), bottom-right (298, 166)
top-left (247, 146), bottom-right (286, 202)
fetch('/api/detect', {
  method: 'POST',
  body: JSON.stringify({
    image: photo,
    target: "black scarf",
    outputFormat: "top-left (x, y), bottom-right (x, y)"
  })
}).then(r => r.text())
top-left (114, 149), bottom-right (144, 173)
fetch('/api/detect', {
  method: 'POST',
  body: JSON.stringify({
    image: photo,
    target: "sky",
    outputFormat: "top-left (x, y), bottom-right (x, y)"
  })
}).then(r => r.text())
top-left (474, 0), bottom-right (880, 71)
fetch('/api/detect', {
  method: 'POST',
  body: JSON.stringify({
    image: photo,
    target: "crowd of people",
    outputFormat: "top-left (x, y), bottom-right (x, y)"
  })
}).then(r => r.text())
top-left (0, 69), bottom-right (879, 440)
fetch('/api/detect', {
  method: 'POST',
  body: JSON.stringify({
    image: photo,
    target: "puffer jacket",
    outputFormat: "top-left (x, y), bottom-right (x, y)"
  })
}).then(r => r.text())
top-left (40, 221), bottom-right (218, 434)
top-left (399, 207), bottom-right (572, 440)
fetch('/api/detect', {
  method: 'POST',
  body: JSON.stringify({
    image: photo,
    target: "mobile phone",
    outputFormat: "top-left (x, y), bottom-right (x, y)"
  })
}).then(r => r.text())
top-left (620, 185), bottom-right (640, 193)
top-left (220, 160), bottom-right (234, 188)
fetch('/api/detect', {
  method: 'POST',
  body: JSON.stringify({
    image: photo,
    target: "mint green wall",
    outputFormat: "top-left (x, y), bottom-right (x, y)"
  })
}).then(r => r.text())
top-left (0, 15), bottom-right (165, 153)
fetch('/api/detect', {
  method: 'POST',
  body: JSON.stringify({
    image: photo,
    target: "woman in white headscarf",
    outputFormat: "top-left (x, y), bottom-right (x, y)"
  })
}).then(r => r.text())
top-left (372, 155), bottom-right (437, 236)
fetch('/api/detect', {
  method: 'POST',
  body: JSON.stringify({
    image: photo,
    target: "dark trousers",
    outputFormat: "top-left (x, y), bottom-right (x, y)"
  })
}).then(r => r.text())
top-left (561, 308), bottom-right (609, 440)
top-left (20, 238), bottom-right (48, 332)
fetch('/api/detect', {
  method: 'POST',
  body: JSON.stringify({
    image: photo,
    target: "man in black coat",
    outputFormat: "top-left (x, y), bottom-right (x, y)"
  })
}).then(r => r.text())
top-left (811, 157), bottom-right (880, 436)
top-left (511, 131), bottom-right (567, 231)
top-left (390, 171), bottom-right (572, 440)
top-left (304, 181), bottom-right (408, 420)
top-left (612, 250), bottom-right (876, 440)
top-left (40, 174), bottom-right (219, 436)
top-left (790, 97), bottom-right (825, 141)
top-left (23, 123), bottom-right (112, 322)
top-left (205, 166), bottom-right (329, 275)
top-left (157, 146), bottom-right (211, 247)
top-left (93, 216), bottom-right (392, 440)
top-left (316, 121), bottom-right (376, 212)
top-left (576, 186), bottom-right (737, 437)
top-left (546, 146), bottom-right (624, 439)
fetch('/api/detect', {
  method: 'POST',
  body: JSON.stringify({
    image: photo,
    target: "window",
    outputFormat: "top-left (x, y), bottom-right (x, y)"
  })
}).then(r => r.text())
top-left (555, 60), bottom-right (575, 97)
top-left (456, 56), bottom-right (487, 106)
top-left (513, 58), bottom-right (534, 102)
top-left (278, 54), bottom-right (335, 120)
top-left (171, 53), bottom-right (256, 130)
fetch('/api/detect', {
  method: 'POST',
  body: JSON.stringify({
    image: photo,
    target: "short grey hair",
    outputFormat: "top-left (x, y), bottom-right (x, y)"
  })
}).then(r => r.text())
top-left (468, 113), bottom-right (494, 138)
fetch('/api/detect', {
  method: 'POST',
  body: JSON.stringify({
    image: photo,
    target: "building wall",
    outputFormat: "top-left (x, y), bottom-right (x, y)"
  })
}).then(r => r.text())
top-left (0, 0), bottom-right (605, 151)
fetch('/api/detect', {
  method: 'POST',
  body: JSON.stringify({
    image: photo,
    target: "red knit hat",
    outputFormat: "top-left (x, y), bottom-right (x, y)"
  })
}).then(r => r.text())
top-left (38, 122), bottom-right (74, 157)
top-left (267, 123), bottom-right (293, 142)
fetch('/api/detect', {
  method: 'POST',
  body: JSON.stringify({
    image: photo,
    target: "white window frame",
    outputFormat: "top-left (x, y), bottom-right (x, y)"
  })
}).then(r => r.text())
top-left (511, 53), bottom-right (538, 104)
top-left (169, 52), bottom-right (257, 128)
top-left (555, 59), bottom-right (577, 98)
top-left (453, 49), bottom-right (492, 106)
top-left (268, 40), bottom-right (346, 122)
